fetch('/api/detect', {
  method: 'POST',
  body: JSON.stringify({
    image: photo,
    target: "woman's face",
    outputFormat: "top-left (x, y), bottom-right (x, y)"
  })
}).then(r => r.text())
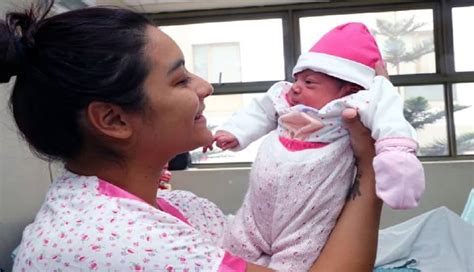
top-left (134, 26), bottom-right (213, 159)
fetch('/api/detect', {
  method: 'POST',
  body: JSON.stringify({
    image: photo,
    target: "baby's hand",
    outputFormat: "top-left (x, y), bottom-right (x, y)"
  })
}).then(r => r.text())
top-left (202, 141), bottom-right (214, 153)
top-left (214, 130), bottom-right (239, 150)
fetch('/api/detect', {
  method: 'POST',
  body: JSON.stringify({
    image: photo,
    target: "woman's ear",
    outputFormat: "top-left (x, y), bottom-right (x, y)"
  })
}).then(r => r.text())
top-left (86, 101), bottom-right (133, 140)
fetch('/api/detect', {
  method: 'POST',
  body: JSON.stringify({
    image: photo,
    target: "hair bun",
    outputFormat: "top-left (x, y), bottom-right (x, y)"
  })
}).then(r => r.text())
top-left (0, 1), bottom-right (51, 83)
top-left (0, 20), bottom-right (21, 83)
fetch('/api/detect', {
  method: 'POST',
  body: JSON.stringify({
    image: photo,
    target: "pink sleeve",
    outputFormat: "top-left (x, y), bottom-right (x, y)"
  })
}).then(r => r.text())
top-left (373, 137), bottom-right (425, 209)
top-left (218, 252), bottom-right (248, 272)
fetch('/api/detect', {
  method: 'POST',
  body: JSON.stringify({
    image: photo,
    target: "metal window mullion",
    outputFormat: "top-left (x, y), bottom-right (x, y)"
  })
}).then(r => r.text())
top-left (444, 83), bottom-right (458, 156)
top-left (449, 0), bottom-right (474, 7)
top-left (212, 81), bottom-right (276, 95)
top-left (282, 9), bottom-right (297, 81)
top-left (438, 0), bottom-right (457, 157)
top-left (147, 0), bottom-right (430, 22)
top-left (293, 1), bottom-right (436, 19)
top-left (440, 0), bottom-right (456, 74)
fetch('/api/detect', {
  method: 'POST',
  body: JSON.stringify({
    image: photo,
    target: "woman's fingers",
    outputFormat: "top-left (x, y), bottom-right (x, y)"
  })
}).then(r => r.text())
top-left (342, 108), bottom-right (375, 161)
top-left (374, 60), bottom-right (389, 79)
top-left (341, 108), bottom-right (358, 120)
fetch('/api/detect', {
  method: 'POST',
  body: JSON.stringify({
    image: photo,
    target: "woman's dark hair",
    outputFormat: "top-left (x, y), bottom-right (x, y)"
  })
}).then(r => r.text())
top-left (0, 0), bottom-right (152, 161)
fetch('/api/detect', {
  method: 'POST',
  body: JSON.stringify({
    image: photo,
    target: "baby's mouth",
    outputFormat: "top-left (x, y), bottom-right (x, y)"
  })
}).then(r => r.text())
top-left (285, 93), bottom-right (296, 106)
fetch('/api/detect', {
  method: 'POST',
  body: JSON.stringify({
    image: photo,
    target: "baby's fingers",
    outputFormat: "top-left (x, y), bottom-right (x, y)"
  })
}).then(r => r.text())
top-left (202, 142), bottom-right (215, 153)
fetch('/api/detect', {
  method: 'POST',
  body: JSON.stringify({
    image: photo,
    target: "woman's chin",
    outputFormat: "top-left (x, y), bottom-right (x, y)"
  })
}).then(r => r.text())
top-left (186, 130), bottom-right (213, 151)
top-left (200, 130), bottom-right (214, 146)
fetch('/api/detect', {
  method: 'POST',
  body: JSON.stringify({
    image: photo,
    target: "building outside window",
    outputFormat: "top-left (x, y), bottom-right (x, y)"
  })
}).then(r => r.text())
top-left (193, 42), bottom-right (242, 83)
top-left (158, 1), bottom-right (474, 165)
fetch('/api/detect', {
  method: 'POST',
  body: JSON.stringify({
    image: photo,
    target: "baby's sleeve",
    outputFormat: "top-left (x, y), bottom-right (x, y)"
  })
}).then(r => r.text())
top-left (357, 76), bottom-right (416, 140)
top-left (218, 81), bottom-right (285, 150)
top-left (356, 76), bottom-right (425, 209)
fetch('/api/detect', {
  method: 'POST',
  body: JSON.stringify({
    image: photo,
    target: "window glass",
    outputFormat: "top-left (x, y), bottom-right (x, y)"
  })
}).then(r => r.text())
top-left (193, 43), bottom-right (241, 83)
top-left (452, 6), bottom-right (474, 72)
top-left (453, 83), bottom-right (474, 155)
top-left (191, 93), bottom-right (265, 164)
top-left (300, 9), bottom-right (435, 75)
top-left (401, 85), bottom-right (448, 156)
top-left (160, 19), bottom-right (285, 84)
top-left (192, 84), bottom-right (450, 163)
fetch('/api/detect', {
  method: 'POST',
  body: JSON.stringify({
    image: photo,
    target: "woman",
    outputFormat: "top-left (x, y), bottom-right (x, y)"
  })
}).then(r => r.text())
top-left (1, 1), bottom-right (382, 271)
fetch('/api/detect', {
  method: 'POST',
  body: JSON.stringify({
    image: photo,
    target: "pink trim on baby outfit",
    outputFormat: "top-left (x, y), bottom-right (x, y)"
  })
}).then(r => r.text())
top-left (375, 137), bottom-right (418, 154)
top-left (98, 179), bottom-right (190, 224)
top-left (279, 136), bottom-right (328, 151)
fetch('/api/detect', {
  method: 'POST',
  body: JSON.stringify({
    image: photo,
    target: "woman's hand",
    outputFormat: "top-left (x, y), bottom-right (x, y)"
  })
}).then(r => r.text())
top-left (341, 60), bottom-right (385, 163)
top-left (311, 110), bottom-right (381, 272)
top-left (342, 109), bottom-right (375, 164)
top-left (375, 60), bottom-right (389, 78)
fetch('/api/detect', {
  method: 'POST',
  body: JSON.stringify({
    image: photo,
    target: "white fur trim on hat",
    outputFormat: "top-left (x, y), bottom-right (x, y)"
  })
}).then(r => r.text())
top-left (292, 52), bottom-right (375, 89)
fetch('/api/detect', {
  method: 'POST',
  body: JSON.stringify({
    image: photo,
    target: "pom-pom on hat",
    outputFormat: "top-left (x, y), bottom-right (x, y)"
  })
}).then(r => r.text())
top-left (292, 22), bottom-right (382, 89)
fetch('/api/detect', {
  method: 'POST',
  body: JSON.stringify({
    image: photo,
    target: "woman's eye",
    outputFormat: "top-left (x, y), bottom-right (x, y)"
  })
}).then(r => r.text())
top-left (177, 76), bottom-right (191, 86)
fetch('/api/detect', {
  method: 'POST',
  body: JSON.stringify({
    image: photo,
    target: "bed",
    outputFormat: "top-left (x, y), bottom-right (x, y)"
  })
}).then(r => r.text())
top-left (375, 189), bottom-right (474, 271)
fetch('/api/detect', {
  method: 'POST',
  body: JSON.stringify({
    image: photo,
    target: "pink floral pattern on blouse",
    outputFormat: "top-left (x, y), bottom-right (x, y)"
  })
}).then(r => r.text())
top-left (13, 170), bottom-right (246, 271)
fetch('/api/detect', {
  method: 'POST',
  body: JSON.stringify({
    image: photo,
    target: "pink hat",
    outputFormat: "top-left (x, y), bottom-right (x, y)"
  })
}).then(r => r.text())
top-left (292, 22), bottom-right (382, 89)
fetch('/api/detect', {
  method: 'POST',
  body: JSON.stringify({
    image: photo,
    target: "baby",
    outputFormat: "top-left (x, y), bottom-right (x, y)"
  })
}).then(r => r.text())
top-left (211, 23), bottom-right (425, 271)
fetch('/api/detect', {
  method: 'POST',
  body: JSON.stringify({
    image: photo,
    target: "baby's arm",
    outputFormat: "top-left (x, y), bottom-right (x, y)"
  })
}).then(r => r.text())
top-left (354, 76), bottom-right (425, 209)
top-left (213, 82), bottom-right (288, 151)
top-left (214, 130), bottom-right (239, 150)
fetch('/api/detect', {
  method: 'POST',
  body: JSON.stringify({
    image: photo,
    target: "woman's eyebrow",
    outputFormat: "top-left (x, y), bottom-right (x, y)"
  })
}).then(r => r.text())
top-left (167, 59), bottom-right (185, 76)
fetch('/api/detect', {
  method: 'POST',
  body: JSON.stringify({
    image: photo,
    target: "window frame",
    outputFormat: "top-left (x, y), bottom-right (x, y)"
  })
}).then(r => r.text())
top-left (149, 0), bottom-right (474, 166)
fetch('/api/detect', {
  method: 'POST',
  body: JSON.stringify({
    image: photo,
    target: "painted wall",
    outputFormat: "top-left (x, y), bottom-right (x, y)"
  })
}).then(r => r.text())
top-left (0, 81), bottom-right (52, 271)
top-left (170, 161), bottom-right (474, 228)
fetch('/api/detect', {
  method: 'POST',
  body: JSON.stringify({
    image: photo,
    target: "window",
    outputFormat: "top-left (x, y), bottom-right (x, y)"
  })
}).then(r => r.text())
top-left (190, 93), bottom-right (265, 164)
top-left (452, 6), bottom-right (474, 72)
top-left (453, 83), bottom-right (474, 155)
top-left (160, 19), bottom-right (285, 84)
top-left (299, 9), bottom-right (435, 75)
top-left (152, 1), bottom-right (474, 165)
top-left (400, 85), bottom-right (448, 156)
top-left (193, 43), bottom-right (242, 83)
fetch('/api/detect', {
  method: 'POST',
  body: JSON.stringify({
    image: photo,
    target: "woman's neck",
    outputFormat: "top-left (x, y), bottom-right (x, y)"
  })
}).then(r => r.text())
top-left (66, 153), bottom-right (165, 208)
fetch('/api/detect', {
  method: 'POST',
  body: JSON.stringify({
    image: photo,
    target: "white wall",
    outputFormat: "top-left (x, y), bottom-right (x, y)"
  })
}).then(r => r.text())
top-left (170, 161), bottom-right (474, 228)
top-left (0, 81), bottom-right (52, 271)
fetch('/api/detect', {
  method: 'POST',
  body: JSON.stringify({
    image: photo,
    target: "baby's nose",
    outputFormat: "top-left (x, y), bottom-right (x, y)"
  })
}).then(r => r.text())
top-left (291, 82), bottom-right (301, 94)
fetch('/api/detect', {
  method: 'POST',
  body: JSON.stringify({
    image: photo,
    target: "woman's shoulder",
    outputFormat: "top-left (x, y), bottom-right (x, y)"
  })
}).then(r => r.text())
top-left (14, 177), bottom-right (230, 271)
top-left (158, 190), bottom-right (229, 243)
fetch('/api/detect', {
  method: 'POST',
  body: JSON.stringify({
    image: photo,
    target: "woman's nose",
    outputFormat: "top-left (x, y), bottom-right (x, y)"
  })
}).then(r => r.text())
top-left (195, 75), bottom-right (214, 98)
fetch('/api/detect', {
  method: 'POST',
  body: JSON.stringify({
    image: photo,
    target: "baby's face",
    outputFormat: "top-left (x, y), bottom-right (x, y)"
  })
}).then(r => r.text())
top-left (287, 70), bottom-right (350, 110)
